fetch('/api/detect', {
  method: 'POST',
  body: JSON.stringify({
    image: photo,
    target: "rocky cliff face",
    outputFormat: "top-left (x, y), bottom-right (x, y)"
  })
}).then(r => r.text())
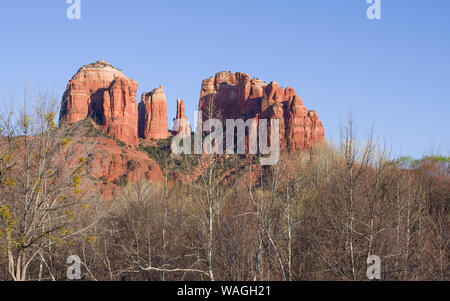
top-left (60, 63), bottom-right (326, 199)
top-left (60, 60), bottom-right (139, 146)
top-left (85, 137), bottom-right (164, 199)
top-left (138, 86), bottom-right (170, 140)
top-left (61, 63), bottom-right (325, 152)
top-left (198, 71), bottom-right (325, 151)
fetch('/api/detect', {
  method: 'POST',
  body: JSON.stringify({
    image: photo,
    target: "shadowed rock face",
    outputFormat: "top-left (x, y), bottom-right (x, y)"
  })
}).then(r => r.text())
top-left (176, 98), bottom-right (186, 123)
top-left (138, 86), bottom-right (170, 140)
top-left (199, 71), bottom-right (325, 151)
top-left (60, 60), bottom-right (139, 146)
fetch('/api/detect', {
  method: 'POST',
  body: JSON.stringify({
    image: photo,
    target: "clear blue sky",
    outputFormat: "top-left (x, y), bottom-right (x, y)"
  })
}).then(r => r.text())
top-left (0, 0), bottom-right (449, 158)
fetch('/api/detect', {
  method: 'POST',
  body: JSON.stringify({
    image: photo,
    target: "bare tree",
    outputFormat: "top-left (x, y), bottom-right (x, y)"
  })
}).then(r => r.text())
top-left (0, 91), bottom-right (103, 281)
top-left (339, 112), bottom-right (374, 280)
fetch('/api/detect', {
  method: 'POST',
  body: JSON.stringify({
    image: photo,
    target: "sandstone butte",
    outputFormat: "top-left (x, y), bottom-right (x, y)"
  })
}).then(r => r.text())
top-left (59, 62), bottom-right (325, 199)
top-left (199, 71), bottom-right (325, 151)
top-left (60, 60), bottom-right (139, 146)
top-left (138, 86), bottom-right (171, 140)
top-left (60, 61), bottom-right (166, 199)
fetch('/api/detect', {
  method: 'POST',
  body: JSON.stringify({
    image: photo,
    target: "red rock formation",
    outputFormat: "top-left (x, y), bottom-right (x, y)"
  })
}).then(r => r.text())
top-left (286, 95), bottom-right (325, 150)
top-left (102, 77), bottom-right (139, 145)
top-left (176, 98), bottom-right (186, 121)
top-left (138, 86), bottom-right (170, 140)
top-left (173, 98), bottom-right (191, 136)
top-left (61, 60), bottom-right (138, 146)
top-left (199, 71), bottom-right (267, 119)
top-left (199, 71), bottom-right (325, 151)
top-left (84, 137), bottom-right (164, 199)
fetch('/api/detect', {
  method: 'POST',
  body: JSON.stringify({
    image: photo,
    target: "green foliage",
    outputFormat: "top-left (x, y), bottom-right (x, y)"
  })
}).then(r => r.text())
top-left (218, 154), bottom-right (245, 173)
top-left (140, 137), bottom-right (172, 164)
top-left (116, 139), bottom-right (127, 147)
top-left (421, 155), bottom-right (449, 163)
top-left (139, 136), bottom-right (199, 173)
top-left (84, 119), bottom-right (109, 139)
top-left (394, 156), bottom-right (418, 168)
top-left (45, 112), bottom-right (56, 131)
top-left (391, 155), bottom-right (449, 168)
top-left (97, 176), bottom-right (108, 185)
top-left (114, 175), bottom-right (128, 187)
top-left (83, 118), bottom-right (128, 147)
top-left (72, 174), bottom-right (82, 195)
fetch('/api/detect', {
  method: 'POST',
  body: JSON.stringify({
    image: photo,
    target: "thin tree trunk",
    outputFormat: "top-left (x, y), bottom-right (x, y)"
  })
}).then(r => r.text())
top-left (349, 167), bottom-right (356, 280)
top-left (286, 180), bottom-right (292, 281)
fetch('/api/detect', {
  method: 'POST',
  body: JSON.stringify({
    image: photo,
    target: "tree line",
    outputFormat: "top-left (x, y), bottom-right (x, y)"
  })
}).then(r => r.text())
top-left (0, 93), bottom-right (448, 281)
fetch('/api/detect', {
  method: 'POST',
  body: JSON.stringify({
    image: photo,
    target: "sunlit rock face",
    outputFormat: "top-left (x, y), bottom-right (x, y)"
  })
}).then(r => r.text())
top-left (138, 86), bottom-right (170, 140)
top-left (173, 98), bottom-right (191, 137)
top-left (60, 60), bottom-right (139, 146)
top-left (198, 71), bottom-right (325, 151)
